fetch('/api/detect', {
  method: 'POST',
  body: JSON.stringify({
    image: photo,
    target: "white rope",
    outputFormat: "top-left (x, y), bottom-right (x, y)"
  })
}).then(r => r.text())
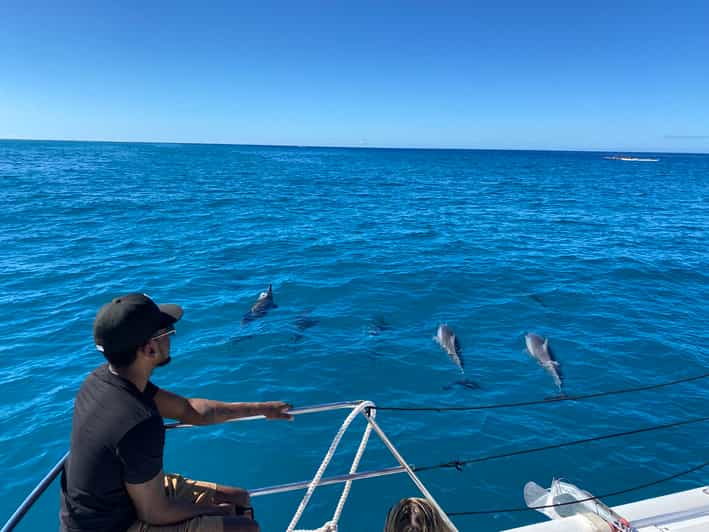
top-left (288, 401), bottom-right (374, 532)
top-left (331, 410), bottom-right (375, 523)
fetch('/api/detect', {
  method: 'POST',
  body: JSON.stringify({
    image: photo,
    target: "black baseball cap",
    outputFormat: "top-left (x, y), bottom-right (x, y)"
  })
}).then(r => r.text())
top-left (93, 293), bottom-right (183, 355)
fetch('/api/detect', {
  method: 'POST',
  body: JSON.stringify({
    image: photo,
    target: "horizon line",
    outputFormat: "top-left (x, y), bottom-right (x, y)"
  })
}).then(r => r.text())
top-left (0, 136), bottom-right (707, 156)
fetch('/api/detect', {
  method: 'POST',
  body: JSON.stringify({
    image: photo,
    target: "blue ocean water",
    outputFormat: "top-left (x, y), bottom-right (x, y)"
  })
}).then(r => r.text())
top-left (0, 140), bottom-right (708, 531)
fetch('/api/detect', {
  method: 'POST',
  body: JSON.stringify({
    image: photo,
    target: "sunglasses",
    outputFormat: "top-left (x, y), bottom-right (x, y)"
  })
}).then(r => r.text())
top-left (150, 326), bottom-right (176, 341)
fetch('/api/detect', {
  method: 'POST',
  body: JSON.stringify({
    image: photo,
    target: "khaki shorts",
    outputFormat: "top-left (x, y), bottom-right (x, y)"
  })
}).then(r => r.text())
top-left (126, 473), bottom-right (223, 532)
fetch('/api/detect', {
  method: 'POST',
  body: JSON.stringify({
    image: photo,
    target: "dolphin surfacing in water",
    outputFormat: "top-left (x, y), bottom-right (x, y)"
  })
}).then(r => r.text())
top-left (524, 332), bottom-right (563, 391)
top-left (435, 324), bottom-right (479, 390)
top-left (435, 324), bottom-right (464, 373)
top-left (241, 284), bottom-right (278, 324)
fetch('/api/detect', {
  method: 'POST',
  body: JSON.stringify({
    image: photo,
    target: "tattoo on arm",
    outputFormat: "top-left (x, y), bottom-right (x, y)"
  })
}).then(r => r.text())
top-left (188, 399), bottom-right (261, 425)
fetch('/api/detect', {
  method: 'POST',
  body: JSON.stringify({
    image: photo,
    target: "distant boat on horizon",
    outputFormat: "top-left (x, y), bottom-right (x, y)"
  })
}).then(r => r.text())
top-left (604, 154), bottom-right (659, 162)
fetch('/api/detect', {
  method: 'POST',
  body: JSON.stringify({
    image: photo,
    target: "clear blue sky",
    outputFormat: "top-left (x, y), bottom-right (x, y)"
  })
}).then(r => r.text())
top-left (1, 0), bottom-right (708, 152)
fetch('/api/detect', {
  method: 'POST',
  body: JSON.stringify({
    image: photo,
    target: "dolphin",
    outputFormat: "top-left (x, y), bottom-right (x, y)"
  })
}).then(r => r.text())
top-left (367, 316), bottom-right (392, 336)
top-left (295, 311), bottom-right (319, 332)
top-left (434, 324), bottom-right (479, 390)
top-left (292, 308), bottom-right (319, 341)
top-left (524, 332), bottom-right (563, 391)
top-left (529, 294), bottom-right (549, 308)
top-left (434, 324), bottom-right (464, 373)
top-left (241, 284), bottom-right (278, 324)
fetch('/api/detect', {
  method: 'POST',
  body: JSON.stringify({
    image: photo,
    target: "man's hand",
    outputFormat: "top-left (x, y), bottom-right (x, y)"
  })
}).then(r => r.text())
top-left (260, 401), bottom-right (293, 420)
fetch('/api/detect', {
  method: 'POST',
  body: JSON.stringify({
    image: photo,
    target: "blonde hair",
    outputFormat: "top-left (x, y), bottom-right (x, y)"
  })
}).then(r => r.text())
top-left (383, 497), bottom-right (453, 532)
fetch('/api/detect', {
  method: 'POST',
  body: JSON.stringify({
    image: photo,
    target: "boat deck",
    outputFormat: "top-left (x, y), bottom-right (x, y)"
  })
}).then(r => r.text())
top-left (504, 486), bottom-right (709, 531)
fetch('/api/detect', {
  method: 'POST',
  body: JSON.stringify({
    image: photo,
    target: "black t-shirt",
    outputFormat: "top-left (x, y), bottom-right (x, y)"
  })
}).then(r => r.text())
top-left (60, 364), bottom-right (165, 532)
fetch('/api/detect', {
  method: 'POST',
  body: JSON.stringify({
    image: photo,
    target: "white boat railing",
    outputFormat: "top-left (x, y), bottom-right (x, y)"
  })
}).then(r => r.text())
top-left (1, 400), bottom-right (458, 532)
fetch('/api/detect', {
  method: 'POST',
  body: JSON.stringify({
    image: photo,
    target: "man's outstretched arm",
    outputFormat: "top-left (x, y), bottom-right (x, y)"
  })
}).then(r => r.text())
top-left (155, 389), bottom-right (292, 425)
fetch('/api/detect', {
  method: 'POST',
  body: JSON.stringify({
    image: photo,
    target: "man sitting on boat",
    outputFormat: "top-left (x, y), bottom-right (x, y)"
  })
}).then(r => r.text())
top-left (59, 293), bottom-right (292, 532)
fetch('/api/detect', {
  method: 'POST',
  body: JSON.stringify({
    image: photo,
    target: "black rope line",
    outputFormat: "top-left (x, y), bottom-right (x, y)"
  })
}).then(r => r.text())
top-left (412, 415), bottom-right (709, 473)
top-left (372, 371), bottom-right (709, 412)
top-left (447, 459), bottom-right (709, 516)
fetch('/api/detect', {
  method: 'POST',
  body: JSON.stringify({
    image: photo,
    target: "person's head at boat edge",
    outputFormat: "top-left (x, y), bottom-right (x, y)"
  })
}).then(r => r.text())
top-left (384, 497), bottom-right (455, 532)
